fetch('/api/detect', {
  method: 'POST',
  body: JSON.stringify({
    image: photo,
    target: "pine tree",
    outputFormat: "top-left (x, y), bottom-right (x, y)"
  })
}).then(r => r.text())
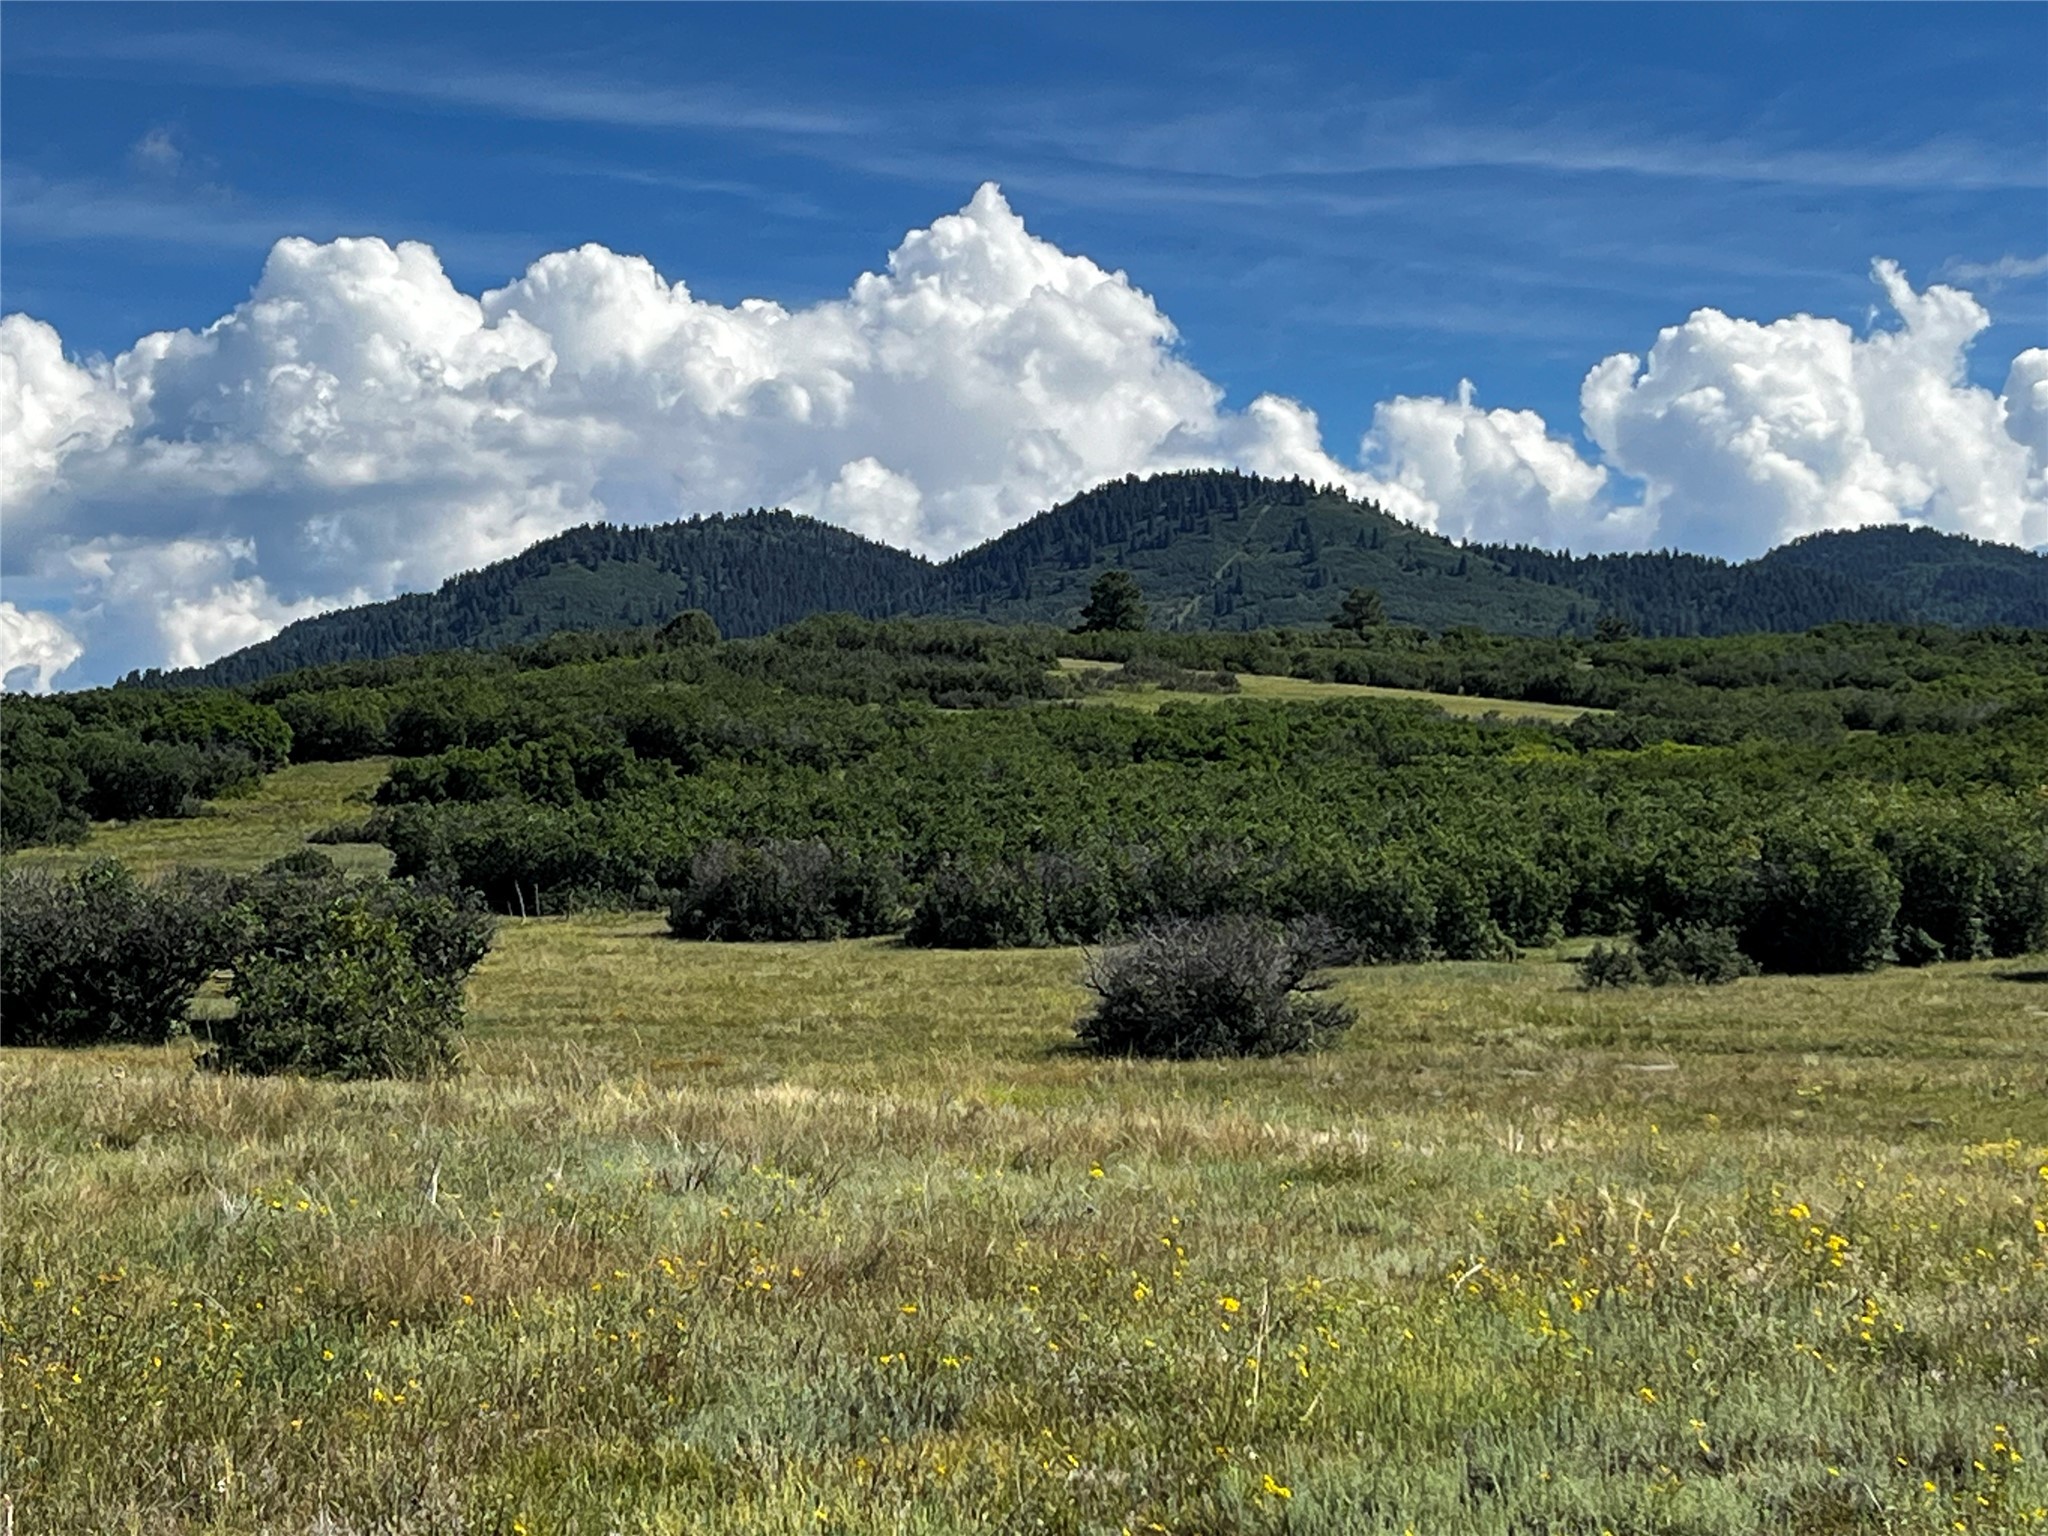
top-left (1076, 570), bottom-right (1147, 633)
top-left (1331, 586), bottom-right (1388, 634)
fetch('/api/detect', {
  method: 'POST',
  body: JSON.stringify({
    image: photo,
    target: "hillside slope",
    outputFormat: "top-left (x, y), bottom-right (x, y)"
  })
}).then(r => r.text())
top-left (163, 512), bottom-right (934, 688)
top-left (139, 469), bottom-right (2047, 687)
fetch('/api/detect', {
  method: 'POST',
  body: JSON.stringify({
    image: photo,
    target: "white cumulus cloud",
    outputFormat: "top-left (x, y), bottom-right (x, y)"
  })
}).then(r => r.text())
top-left (0, 600), bottom-right (84, 693)
top-left (1358, 381), bottom-right (1647, 551)
top-left (2, 185), bottom-right (2043, 686)
top-left (1582, 260), bottom-right (2047, 555)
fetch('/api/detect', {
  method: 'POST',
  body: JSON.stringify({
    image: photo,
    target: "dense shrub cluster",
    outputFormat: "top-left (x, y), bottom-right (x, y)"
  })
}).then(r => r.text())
top-left (0, 853), bottom-right (495, 1077)
top-left (667, 840), bottom-right (903, 941)
top-left (205, 898), bottom-right (465, 1080)
top-left (361, 652), bottom-right (2048, 973)
top-left (0, 861), bottom-right (239, 1046)
top-left (12, 618), bottom-right (2046, 982)
top-left (1077, 916), bottom-right (1354, 1059)
top-left (1639, 925), bottom-right (1758, 985)
top-left (2, 692), bottom-right (292, 850)
top-left (1579, 925), bottom-right (1757, 990)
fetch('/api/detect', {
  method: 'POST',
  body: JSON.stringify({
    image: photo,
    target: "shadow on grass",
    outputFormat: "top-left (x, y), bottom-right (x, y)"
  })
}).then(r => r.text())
top-left (1992, 968), bottom-right (2048, 984)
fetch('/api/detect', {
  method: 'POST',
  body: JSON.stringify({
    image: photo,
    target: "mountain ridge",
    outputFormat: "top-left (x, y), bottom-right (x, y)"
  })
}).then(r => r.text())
top-left (135, 469), bottom-right (2048, 688)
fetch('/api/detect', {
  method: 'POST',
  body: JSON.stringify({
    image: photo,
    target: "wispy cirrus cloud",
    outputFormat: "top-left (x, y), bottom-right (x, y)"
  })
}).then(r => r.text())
top-left (11, 28), bottom-right (868, 140)
top-left (18, 24), bottom-right (2038, 200)
top-left (0, 165), bottom-right (553, 278)
top-left (1938, 252), bottom-right (2048, 289)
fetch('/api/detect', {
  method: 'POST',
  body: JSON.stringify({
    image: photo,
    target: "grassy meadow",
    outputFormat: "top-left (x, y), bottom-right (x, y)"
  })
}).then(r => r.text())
top-left (6, 758), bottom-right (392, 879)
top-left (5, 909), bottom-right (2046, 1533)
top-left (1053, 657), bottom-right (1597, 723)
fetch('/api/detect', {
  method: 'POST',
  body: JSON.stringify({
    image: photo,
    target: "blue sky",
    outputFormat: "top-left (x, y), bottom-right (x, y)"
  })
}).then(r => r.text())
top-left (6, 3), bottom-right (2043, 440)
top-left (2, 4), bottom-right (2045, 688)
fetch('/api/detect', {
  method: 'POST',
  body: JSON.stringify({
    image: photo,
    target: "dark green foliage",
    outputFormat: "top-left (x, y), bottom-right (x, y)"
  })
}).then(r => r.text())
top-left (1273, 855), bottom-right (1435, 965)
top-left (1577, 942), bottom-right (1646, 990)
top-left (0, 861), bottom-right (237, 1047)
top-left (274, 688), bottom-right (390, 761)
top-left (907, 861), bottom-right (1043, 949)
top-left (333, 871), bottom-right (498, 988)
top-left (1427, 873), bottom-right (1517, 961)
top-left (1741, 825), bottom-right (1902, 975)
top-left (1075, 570), bottom-right (1147, 633)
top-left (20, 585), bottom-right (2048, 983)
top-left (907, 854), bottom-right (1120, 949)
top-left (657, 609), bottom-right (721, 647)
top-left (200, 866), bottom-right (494, 1078)
top-left (667, 840), bottom-right (902, 942)
top-left (1076, 916), bottom-right (1355, 1059)
top-left (1579, 926), bottom-right (1755, 989)
top-left (1332, 586), bottom-right (1387, 633)
top-left (1, 852), bottom-right (494, 1073)
top-left (204, 898), bottom-right (463, 1080)
top-left (1087, 656), bottom-right (1239, 695)
top-left (1638, 924), bottom-right (1757, 985)
top-left (191, 614), bottom-right (2041, 978)
top-left (1879, 816), bottom-right (1994, 965)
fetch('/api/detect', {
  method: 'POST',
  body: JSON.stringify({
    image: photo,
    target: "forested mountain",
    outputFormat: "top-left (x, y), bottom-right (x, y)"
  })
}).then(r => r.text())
top-left (925, 470), bottom-right (1590, 633)
top-left (1473, 524), bottom-right (2048, 634)
top-left (137, 470), bottom-right (2046, 687)
top-left (160, 512), bottom-right (934, 687)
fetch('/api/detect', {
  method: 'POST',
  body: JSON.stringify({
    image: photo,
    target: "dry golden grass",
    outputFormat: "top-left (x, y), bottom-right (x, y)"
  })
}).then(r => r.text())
top-left (1054, 656), bottom-right (1597, 722)
top-left (5, 915), bottom-right (2045, 1532)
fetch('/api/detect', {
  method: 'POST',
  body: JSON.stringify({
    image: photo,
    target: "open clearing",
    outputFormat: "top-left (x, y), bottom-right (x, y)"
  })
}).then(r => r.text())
top-left (1055, 656), bottom-right (1598, 723)
top-left (6, 757), bottom-right (392, 878)
top-left (6, 912), bottom-right (2045, 1533)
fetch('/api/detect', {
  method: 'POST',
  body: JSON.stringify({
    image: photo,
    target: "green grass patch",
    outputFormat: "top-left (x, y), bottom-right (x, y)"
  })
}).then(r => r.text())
top-left (7, 758), bottom-right (392, 877)
top-left (1055, 656), bottom-right (1598, 722)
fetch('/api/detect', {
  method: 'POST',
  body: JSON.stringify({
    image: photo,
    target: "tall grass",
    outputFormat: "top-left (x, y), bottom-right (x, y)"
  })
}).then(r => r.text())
top-left (4, 919), bottom-right (2044, 1532)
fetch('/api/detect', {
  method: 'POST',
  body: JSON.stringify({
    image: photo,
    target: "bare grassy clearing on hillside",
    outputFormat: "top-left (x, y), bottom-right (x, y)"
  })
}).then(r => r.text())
top-left (6, 758), bottom-right (392, 877)
top-left (5, 915), bottom-right (2045, 1533)
top-left (1055, 656), bottom-right (1597, 722)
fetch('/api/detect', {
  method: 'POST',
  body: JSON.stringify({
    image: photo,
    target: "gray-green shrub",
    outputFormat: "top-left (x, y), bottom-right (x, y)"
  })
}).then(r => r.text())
top-left (1077, 915), bottom-right (1354, 1059)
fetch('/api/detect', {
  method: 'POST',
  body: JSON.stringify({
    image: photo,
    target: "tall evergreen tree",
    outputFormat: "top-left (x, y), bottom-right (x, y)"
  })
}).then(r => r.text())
top-left (1332, 586), bottom-right (1388, 634)
top-left (1076, 570), bottom-right (1147, 633)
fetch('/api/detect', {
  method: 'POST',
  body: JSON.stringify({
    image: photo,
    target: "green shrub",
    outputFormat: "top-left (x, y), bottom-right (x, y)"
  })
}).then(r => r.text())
top-left (1882, 826), bottom-right (1991, 964)
top-left (907, 860), bottom-right (1045, 948)
top-left (373, 877), bottom-right (499, 985)
top-left (205, 898), bottom-right (463, 1080)
top-left (1742, 826), bottom-right (1900, 974)
top-left (1892, 925), bottom-right (1948, 968)
top-left (1982, 831), bottom-right (2048, 959)
top-left (1276, 856), bottom-right (1435, 965)
top-left (1076, 915), bottom-right (1354, 1059)
top-left (1576, 941), bottom-right (1646, 990)
top-left (0, 860), bottom-right (237, 1047)
top-left (1427, 872), bottom-right (1516, 961)
top-left (904, 852), bottom-right (1118, 949)
top-left (274, 687), bottom-right (391, 760)
top-left (668, 840), bottom-right (902, 942)
top-left (1117, 843), bottom-right (1266, 926)
top-left (1639, 924), bottom-right (1757, 985)
top-left (656, 609), bottom-right (721, 648)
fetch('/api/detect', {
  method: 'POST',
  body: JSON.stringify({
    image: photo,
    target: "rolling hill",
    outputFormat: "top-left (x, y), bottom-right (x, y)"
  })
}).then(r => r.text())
top-left (137, 469), bottom-right (2047, 687)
